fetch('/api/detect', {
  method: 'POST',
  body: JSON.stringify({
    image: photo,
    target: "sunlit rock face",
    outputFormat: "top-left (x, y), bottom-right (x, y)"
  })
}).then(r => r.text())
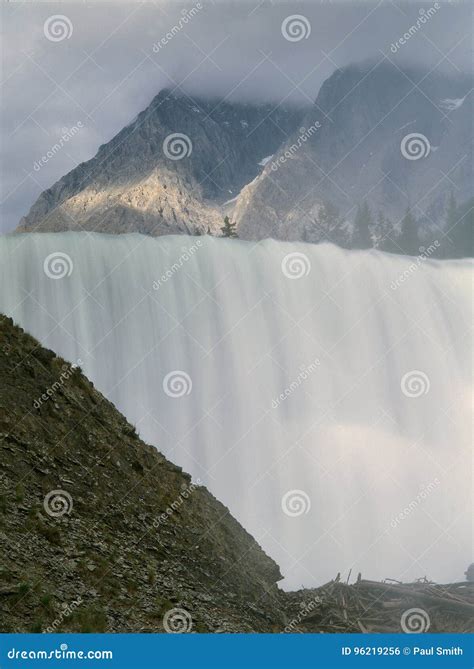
top-left (1, 232), bottom-right (471, 589)
top-left (16, 90), bottom-right (306, 237)
top-left (17, 64), bottom-right (473, 257)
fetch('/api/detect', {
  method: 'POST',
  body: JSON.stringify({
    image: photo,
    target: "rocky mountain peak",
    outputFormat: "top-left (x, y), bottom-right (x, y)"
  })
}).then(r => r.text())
top-left (234, 60), bottom-right (473, 255)
top-left (16, 62), bottom-right (472, 256)
top-left (17, 89), bottom-right (306, 237)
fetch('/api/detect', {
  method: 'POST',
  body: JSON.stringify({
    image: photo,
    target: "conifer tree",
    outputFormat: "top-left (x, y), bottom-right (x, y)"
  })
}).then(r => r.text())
top-left (220, 216), bottom-right (238, 238)
top-left (399, 207), bottom-right (418, 255)
top-left (305, 202), bottom-right (340, 243)
top-left (446, 191), bottom-right (457, 231)
top-left (448, 195), bottom-right (473, 258)
top-left (352, 201), bottom-right (373, 249)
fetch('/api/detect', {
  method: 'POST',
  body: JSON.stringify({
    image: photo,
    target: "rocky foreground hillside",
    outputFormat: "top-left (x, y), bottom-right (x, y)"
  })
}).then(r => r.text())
top-left (0, 315), bottom-right (472, 633)
top-left (0, 315), bottom-right (283, 633)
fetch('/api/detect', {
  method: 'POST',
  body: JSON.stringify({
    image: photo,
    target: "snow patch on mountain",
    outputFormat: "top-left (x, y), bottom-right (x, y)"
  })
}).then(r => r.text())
top-left (258, 155), bottom-right (273, 166)
top-left (439, 97), bottom-right (466, 111)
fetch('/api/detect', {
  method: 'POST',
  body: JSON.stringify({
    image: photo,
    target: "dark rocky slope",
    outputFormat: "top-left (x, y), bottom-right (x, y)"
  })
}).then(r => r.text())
top-left (0, 315), bottom-right (283, 633)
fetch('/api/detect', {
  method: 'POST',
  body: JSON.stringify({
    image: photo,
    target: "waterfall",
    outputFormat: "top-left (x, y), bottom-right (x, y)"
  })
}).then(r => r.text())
top-left (1, 232), bottom-right (471, 589)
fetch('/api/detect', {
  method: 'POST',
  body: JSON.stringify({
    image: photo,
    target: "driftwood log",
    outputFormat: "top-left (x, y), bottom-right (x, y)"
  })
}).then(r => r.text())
top-left (283, 577), bottom-right (474, 633)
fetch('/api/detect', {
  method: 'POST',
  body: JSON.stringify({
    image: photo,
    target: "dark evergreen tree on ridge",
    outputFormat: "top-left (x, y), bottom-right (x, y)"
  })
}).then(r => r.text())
top-left (399, 207), bottom-right (419, 255)
top-left (221, 216), bottom-right (238, 238)
top-left (352, 201), bottom-right (373, 249)
top-left (445, 193), bottom-right (474, 258)
top-left (305, 201), bottom-right (342, 244)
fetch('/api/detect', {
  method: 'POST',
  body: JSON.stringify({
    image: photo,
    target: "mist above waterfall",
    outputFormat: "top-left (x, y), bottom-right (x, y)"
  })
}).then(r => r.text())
top-left (1, 232), bottom-right (471, 589)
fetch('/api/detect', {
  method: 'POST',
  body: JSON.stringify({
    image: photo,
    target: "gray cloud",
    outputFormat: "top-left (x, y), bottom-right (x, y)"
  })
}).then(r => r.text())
top-left (1, 0), bottom-right (471, 232)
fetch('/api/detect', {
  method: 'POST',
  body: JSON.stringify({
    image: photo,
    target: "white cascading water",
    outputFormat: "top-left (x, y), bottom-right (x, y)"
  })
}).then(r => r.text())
top-left (0, 232), bottom-right (471, 589)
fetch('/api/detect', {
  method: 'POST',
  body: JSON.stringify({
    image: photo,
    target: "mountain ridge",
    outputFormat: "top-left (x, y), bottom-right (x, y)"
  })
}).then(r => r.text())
top-left (234, 60), bottom-right (473, 255)
top-left (17, 89), bottom-right (307, 237)
top-left (16, 62), bottom-right (473, 256)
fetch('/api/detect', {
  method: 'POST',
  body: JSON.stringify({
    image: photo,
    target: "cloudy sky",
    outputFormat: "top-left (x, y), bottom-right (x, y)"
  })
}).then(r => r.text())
top-left (1, 0), bottom-right (471, 232)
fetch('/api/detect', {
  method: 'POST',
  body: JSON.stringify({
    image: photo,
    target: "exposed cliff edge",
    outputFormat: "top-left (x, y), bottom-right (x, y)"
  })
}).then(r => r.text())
top-left (0, 315), bottom-right (282, 633)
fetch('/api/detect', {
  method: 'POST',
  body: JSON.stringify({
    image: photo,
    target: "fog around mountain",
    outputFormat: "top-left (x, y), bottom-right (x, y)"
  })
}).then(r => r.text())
top-left (1, 0), bottom-right (472, 232)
